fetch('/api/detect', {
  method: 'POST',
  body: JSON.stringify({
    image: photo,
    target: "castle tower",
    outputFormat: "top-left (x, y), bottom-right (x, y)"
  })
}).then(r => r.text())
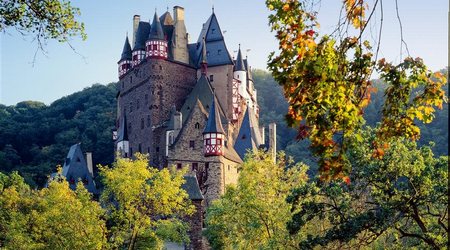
top-left (146, 12), bottom-right (168, 59)
top-left (118, 36), bottom-right (132, 78)
top-left (203, 96), bottom-right (225, 157)
top-left (234, 44), bottom-right (248, 101)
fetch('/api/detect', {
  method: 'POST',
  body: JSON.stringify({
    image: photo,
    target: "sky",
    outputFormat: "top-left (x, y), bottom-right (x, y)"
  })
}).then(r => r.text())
top-left (0, 0), bottom-right (448, 106)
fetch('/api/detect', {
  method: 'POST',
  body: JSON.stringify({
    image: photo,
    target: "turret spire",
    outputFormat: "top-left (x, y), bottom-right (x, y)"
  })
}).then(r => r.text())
top-left (146, 11), bottom-right (168, 59)
top-left (203, 94), bottom-right (225, 157)
top-left (234, 44), bottom-right (245, 71)
top-left (149, 11), bottom-right (164, 40)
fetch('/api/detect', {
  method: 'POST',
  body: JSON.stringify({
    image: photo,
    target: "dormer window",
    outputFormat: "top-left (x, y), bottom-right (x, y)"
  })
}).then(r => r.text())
top-left (211, 28), bottom-right (215, 34)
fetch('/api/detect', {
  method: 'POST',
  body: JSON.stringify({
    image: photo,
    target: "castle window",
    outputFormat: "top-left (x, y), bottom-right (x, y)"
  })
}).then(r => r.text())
top-left (152, 45), bottom-right (157, 50)
top-left (145, 94), bottom-right (148, 104)
top-left (228, 165), bottom-right (231, 171)
top-left (156, 147), bottom-right (160, 152)
top-left (147, 115), bottom-right (150, 127)
top-left (189, 140), bottom-right (195, 149)
top-left (141, 118), bottom-right (144, 129)
top-left (148, 147), bottom-right (150, 153)
top-left (130, 102), bottom-right (133, 112)
top-left (224, 140), bottom-right (228, 147)
top-left (218, 49), bottom-right (221, 55)
top-left (210, 75), bottom-right (214, 82)
top-left (195, 122), bottom-right (200, 129)
top-left (177, 163), bottom-right (182, 170)
top-left (128, 123), bottom-right (132, 133)
top-left (192, 163), bottom-right (198, 172)
top-left (211, 28), bottom-right (215, 34)
top-left (138, 143), bottom-right (142, 153)
top-left (130, 148), bottom-right (133, 156)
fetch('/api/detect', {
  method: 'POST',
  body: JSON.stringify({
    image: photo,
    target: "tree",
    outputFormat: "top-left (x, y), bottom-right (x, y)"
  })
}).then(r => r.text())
top-left (205, 151), bottom-right (309, 249)
top-left (287, 128), bottom-right (448, 249)
top-left (265, 0), bottom-right (447, 179)
top-left (0, 171), bottom-right (107, 249)
top-left (0, 0), bottom-right (86, 51)
top-left (99, 154), bottom-right (194, 249)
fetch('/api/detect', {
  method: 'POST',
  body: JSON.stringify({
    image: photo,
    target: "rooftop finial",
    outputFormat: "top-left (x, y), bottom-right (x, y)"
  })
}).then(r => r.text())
top-left (239, 43), bottom-right (241, 49)
top-left (212, 5), bottom-right (214, 13)
top-left (167, 6), bottom-right (169, 12)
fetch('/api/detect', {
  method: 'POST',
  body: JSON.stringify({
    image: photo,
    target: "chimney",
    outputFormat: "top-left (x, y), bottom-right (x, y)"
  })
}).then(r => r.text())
top-left (174, 111), bottom-right (182, 131)
top-left (85, 152), bottom-right (93, 176)
top-left (260, 127), bottom-right (265, 145)
top-left (268, 123), bottom-right (277, 163)
top-left (132, 15), bottom-right (140, 47)
top-left (173, 6), bottom-right (185, 22)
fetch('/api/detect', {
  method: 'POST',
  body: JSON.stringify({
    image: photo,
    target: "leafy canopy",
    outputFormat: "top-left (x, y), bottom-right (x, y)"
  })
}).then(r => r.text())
top-left (266, 0), bottom-right (447, 180)
top-left (0, 0), bottom-right (86, 44)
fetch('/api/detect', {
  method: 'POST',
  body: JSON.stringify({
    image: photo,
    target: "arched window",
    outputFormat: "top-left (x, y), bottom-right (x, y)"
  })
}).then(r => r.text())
top-left (195, 122), bottom-right (200, 129)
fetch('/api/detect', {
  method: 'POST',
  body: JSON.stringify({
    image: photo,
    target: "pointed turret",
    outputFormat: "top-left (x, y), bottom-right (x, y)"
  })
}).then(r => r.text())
top-left (116, 114), bottom-right (130, 157)
top-left (149, 12), bottom-right (165, 40)
top-left (200, 37), bottom-right (208, 75)
top-left (233, 44), bottom-right (245, 72)
top-left (118, 36), bottom-right (132, 78)
top-left (234, 44), bottom-right (249, 101)
top-left (146, 11), bottom-right (168, 59)
top-left (203, 95), bottom-right (225, 156)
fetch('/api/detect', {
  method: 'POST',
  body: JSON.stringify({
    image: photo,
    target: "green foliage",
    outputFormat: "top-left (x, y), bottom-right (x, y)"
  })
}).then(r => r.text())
top-left (0, 0), bottom-right (86, 44)
top-left (287, 128), bottom-right (448, 249)
top-left (0, 171), bottom-right (106, 249)
top-left (265, 0), bottom-right (447, 180)
top-left (0, 83), bottom-right (117, 187)
top-left (205, 151), bottom-right (309, 249)
top-left (99, 154), bottom-right (194, 249)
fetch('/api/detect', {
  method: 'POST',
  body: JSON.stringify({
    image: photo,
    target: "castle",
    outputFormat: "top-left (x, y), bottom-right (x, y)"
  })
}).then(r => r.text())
top-left (114, 6), bottom-right (276, 249)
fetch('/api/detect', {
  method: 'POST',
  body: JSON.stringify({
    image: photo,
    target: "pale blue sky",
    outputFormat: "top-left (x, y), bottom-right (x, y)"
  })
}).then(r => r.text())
top-left (0, 0), bottom-right (447, 105)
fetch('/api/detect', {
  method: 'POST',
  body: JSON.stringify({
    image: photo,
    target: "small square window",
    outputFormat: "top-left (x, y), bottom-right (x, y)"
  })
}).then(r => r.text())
top-left (177, 163), bottom-right (182, 170)
top-left (189, 140), bottom-right (195, 149)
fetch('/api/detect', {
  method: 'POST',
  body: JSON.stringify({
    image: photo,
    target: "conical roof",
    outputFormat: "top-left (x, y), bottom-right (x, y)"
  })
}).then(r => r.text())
top-left (203, 96), bottom-right (225, 134)
top-left (120, 36), bottom-right (132, 61)
top-left (149, 12), bottom-right (165, 40)
top-left (234, 45), bottom-right (245, 71)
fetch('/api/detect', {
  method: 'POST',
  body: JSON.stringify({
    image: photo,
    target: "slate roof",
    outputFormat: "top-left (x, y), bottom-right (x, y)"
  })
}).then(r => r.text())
top-left (203, 96), bottom-right (224, 134)
top-left (117, 114), bottom-right (128, 141)
top-left (234, 106), bottom-right (263, 160)
top-left (61, 143), bottom-right (98, 194)
top-left (182, 174), bottom-right (204, 200)
top-left (120, 36), bottom-right (132, 61)
top-left (191, 13), bottom-right (233, 67)
top-left (133, 21), bottom-right (150, 50)
top-left (179, 74), bottom-right (226, 125)
top-left (233, 46), bottom-right (245, 71)
top-left (149, 12), bottom-right (164, 40)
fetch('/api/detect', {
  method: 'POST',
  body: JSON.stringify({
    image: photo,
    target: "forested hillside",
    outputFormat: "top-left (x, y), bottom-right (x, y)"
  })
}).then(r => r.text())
top-left (0, 83), bottom-right (117, 187)
top-left (0, 70), bottom-right (447, 186)
top-left (252, 69), bottom-right (448, 166)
